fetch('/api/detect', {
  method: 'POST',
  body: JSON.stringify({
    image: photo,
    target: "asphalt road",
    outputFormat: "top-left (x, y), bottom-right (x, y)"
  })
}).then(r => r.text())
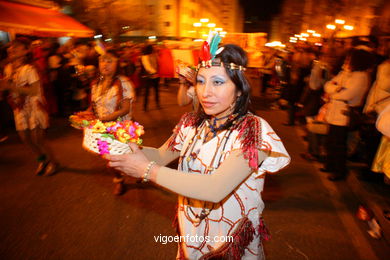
top-left (0, 83), bottom-right (389, 260)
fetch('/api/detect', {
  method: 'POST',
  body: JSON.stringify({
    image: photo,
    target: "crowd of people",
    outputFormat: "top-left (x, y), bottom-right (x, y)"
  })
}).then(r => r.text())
top-left (0, 34), bottom-right (293, 258)
top-left (257, 36), bottom-right (390, 184)
top-left (0, 33), bottom-right (389, 257)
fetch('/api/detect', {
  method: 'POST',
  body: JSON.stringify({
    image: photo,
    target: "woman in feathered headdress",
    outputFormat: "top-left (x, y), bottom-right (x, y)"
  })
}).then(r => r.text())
top-left (105, 34), bottom-right (290, 259)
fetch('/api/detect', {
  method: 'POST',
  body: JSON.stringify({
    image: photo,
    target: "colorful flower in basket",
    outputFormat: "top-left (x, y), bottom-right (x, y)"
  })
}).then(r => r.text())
top-left (92, 120), bottom-right (107, 133)
top-left (89, 119), bottom-right (144, 145)
top-left (115, 128), bottom-right (131, 143)
top-left (69, 111), bottom-right (96, 129)
top-left (97, 140), bottom-right (110, 155)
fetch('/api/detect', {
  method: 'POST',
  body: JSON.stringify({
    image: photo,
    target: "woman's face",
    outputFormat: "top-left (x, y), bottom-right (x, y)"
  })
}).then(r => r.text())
top-left (99, 53), bottom-right (118, 77)
top-left (8, 43), bottom-right (28, 62)
top-left (196, 66), bottom-right (240, 117)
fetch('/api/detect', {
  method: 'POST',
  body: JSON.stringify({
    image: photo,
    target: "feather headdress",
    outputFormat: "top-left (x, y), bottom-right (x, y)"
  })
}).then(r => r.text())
top-left (198, 31), bottom-right (245, 71)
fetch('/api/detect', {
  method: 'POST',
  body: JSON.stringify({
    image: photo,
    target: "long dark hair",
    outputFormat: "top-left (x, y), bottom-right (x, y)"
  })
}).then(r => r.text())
top-left (195, 44), bottom-right (251, 128)
top-left (99, 49), bottom-right (121, 79)
top-left (11, 37), bottom-right (33, 64)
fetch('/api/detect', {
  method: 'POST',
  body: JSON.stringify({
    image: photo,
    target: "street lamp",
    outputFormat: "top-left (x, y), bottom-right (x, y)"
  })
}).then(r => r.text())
top-left (344, 25), bottom-right (354, 30)
top-left (326, 24), bottom-right (336, 30)
top-left (335, 19), bottom-right (345, 25)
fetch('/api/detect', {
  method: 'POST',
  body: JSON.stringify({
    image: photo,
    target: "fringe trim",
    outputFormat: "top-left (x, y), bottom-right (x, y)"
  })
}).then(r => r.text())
top-left (235, 114), bottom-right (263, 170)
top-left (199, 217), bottom-right (255, 260)
top-left (167, 112), bottom-right (198, 151)
top-left (258, 216), bottom-right (271, 243)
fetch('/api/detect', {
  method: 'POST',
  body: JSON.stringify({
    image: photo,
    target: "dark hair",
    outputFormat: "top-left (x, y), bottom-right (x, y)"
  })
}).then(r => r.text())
top-left (11, 37), bottom-right (33, 64)
top-left (142, 44), bottom-right (154, 55)
top-left (195, 44), bottom-right (251, 127)
top-left (348, 49), bottom-right (374, 72)
top-left (99, 49), bottom-right (121, 78)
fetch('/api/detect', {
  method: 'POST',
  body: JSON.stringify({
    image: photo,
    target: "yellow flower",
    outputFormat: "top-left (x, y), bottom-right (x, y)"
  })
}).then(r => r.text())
top-left (92, 120), bottom-right (106, 133)
top-left (104, 122), bottom-right (116, 128)
top-left (116, 128), bottom-right (131, 143)
top-left (135, 127), bottom-right (144, 136)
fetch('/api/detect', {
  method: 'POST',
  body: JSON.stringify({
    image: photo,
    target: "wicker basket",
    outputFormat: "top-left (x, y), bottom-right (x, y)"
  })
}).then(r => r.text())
top-left (83, 128), bottom-right (132, 155)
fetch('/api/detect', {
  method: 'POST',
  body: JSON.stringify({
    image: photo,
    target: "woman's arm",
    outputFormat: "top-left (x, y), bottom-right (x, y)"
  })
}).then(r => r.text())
top-left (3, 80), bottom-right (40, 96)
top-left (99, 98), bottom-right (131, 122)
top-left (152, 150), bottom-right (267, 203)
top-left (106, 143), bottom-right (267, 203)
top-left (177, 82), bottom-right (193, 106)
top-left (142, 139), bottom-right (180, 166)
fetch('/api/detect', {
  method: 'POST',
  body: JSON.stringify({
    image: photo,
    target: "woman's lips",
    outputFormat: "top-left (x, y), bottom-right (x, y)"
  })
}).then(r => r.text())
top-left (201, 101), bottom-right (216, 108)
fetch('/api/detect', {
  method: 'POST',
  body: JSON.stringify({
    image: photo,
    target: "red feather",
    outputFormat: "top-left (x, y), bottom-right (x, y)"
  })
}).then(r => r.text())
top-left (199, 41), bottom-right (211, 61)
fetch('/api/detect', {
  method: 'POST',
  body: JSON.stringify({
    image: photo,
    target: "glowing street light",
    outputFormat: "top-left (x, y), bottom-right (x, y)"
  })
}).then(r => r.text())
top-left (344, 25), bottom-right (354, 30)
top-left (301, 33), bottom-right (309, 37)
top-left (313, 33), bottom-right (322, 37)
top-left (207, 23), bottom-right (216, 28)
top-left (200, 18), bottom-right (209, 23)
top-left (335, 19), bottom-right (345, 24)
top-left (193, 22), bottom-right (202, 27)
top-left (294, 34), bottom-right (301, 38)
top-left (307, 30), bottom-right (315, 34)
top-left (326, 24), bottom-right (336, 30)
top-left (215, 28), bottom-right (223, 32)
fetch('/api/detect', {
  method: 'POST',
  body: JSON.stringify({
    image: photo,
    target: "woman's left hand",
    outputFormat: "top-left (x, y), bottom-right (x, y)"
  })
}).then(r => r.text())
top-left (103, 143), bottom-right (149, 178)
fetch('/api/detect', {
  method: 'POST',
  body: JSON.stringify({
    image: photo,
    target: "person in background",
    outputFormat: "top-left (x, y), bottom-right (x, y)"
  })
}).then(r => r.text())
top-left (141, 44), bottom-right (160, 111)
top-left (372, 103), bottom-right (390, 184)
top-left (104, 43), bottom-right (290, 259)
top-left (90, 49), bottom-right (135, 195)
top-left (322, 49), bottom-right (374, 181)
top-left (0, 38), bottom-right (58, 175)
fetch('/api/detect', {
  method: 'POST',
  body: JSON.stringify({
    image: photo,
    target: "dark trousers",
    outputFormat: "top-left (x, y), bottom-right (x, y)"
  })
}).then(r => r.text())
top-left (143, 77), bottom-right (160, 110)
top-left (326, 124), bottom-right (348, 176)
top-left (261, 74), bottom-right (272, 94)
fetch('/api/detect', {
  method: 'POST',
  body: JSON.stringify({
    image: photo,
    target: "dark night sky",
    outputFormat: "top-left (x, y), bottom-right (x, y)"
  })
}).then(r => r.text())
top-left (240, 0), bottom-right (284, 32)
top-left (241, 0), bottom-right (284, 20)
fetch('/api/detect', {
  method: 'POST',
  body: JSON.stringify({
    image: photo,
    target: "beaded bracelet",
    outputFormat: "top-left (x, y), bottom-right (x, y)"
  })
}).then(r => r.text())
top-left (142, 161), bottom-right (156, 183)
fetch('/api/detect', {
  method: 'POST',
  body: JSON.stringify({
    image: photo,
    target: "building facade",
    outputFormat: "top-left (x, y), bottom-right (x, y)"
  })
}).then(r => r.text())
top-left (273, 0), bottom-right (390, 43)
top-left (120, 0), bottom-right (244, 39)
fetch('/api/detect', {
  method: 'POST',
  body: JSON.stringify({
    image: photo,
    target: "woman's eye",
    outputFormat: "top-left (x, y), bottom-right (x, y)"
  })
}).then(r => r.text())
top-left (213, 80), bottom-right (224, 85)
top-left (196, 79), bottom-right (204, 84)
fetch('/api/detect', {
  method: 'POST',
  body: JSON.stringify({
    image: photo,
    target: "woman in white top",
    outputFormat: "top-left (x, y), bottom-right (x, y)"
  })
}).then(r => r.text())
top-left (90, 49), bottom-right (135, 195)
top-left (323, 49), bottom-right (373, 181)
top-left (0, 38), bottom-right (57, 176)
top-left (105, 44), bottom-right (290, 259)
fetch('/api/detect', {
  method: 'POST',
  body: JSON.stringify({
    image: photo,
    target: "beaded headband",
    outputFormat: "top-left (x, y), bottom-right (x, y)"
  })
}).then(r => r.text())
top-left (197, 32), bottom-right (246, 71)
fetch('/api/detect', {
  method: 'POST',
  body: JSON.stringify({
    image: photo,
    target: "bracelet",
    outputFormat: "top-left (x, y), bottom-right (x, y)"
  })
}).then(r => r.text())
top-left (142, 161), bottom-right (156, 183)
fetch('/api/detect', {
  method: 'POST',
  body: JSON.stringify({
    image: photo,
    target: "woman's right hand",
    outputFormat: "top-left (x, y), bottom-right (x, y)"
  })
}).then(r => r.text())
top-left (104, 143), bottom-right (151, 179)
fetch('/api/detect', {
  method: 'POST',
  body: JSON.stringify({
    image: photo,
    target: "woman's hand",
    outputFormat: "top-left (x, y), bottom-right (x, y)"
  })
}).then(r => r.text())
top-left (104, 143), bottom-right (150, 178)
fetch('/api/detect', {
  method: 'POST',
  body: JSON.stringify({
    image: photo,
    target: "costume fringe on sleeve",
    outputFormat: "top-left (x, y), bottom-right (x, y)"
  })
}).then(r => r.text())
top-left (236, 114), bottom-right (264, 170)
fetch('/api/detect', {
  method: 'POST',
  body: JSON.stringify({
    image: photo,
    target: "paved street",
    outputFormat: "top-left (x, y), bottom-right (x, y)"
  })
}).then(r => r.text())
top-left (0, 82), bottom-right (389, 260)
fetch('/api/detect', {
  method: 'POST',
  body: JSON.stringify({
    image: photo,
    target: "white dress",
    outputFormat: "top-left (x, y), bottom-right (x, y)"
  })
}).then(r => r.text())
top-left (4, 63), bottom-right (48, 131)
top-left (170, 113), bottom-right (290, 259)
top-left (91, 76), bottom-right (135, 121)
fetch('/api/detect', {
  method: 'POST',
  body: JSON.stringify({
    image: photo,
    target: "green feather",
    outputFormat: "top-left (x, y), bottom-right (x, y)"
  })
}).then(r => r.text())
top-left (209, 33), bottom-right (221, 58)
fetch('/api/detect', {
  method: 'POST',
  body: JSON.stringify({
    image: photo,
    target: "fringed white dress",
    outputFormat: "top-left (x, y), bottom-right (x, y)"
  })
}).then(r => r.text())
top-left (168, 113), bottom-right (290, 259)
